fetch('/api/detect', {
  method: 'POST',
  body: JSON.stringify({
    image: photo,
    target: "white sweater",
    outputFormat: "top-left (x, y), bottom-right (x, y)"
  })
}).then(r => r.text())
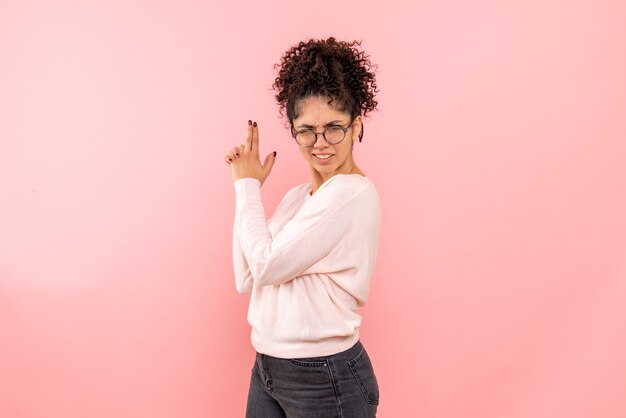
top-left (232, 173), bottom-right (381, 358)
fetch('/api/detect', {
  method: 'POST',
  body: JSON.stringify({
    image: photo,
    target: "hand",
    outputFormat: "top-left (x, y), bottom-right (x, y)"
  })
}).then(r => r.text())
top-left (225, 120), bottom-right (276, 187)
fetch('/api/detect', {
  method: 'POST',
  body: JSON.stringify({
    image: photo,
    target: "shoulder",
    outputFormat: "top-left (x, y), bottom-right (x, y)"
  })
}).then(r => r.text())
top-left (326, 176), bottom-right (381, 231)
top-left (315, 175), bottom-right (380, 212)
top-left (328, 175), bottom-right (378, 199)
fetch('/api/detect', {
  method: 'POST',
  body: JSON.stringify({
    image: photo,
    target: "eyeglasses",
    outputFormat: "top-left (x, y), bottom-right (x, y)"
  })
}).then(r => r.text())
top-left (290, 117), bottom-right (356, 147)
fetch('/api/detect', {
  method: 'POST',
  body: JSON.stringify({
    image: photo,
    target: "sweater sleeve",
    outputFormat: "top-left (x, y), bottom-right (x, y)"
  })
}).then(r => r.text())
top-left (232, 220), bottom-right (253, 294)
top-left (233, 177), bottom-right (366, 287)
top-left (232, 183), bottom-right (293, 294)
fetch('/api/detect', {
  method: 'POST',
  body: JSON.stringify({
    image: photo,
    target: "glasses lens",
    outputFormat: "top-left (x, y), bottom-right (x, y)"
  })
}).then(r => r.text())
top-left (325, 127), bottom-right (345, 144)
top-left (296, 130), bottom-right (316, 146)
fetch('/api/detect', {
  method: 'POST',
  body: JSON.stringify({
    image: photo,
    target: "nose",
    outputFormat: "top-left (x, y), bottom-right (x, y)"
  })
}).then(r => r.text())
top-left (312, 132), bottom-right (331, 147)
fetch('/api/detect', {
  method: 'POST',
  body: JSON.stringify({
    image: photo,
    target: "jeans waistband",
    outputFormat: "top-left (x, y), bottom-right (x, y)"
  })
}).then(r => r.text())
top-left (256, 339), bottom-right (364, 362)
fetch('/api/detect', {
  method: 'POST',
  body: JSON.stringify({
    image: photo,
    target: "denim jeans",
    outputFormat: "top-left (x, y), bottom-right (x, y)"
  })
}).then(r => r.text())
top-left (245, 339), bottom-right (379, 417)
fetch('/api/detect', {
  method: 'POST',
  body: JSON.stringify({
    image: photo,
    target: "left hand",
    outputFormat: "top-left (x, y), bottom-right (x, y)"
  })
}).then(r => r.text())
top-left (225, 120), bottom-right (276, 187)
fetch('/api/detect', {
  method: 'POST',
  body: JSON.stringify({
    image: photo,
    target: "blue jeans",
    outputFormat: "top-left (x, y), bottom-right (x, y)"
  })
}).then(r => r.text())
top-left (245, 339), bottom-right (379, 417)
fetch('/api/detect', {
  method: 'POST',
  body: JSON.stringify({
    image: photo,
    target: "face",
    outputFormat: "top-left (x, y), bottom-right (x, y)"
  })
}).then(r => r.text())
top-left (291, 95), bottom-right (362, 182)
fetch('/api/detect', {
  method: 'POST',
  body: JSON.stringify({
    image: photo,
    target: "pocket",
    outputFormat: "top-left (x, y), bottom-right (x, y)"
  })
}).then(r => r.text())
top-left (284, 357), bottom-right (331, 388)
top-left (347, 347), bottom-right (380, 405)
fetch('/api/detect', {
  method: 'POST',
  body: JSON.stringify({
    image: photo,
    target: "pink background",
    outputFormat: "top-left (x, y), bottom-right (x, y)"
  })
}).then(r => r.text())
top-left (1, 1), bottom-right (625, 417)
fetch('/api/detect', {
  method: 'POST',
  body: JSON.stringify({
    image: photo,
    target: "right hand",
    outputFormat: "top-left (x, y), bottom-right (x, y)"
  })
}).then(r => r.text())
top-left (224, 119), bottom-right (276, 187)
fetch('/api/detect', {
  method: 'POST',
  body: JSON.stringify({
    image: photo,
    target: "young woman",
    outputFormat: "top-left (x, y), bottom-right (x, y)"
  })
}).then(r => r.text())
top-left (224, 36), bottom-right (381, 418)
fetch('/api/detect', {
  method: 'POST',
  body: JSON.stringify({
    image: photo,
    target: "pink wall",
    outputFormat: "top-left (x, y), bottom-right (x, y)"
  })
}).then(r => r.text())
top-left (1, 1), bottom-right (625, 417)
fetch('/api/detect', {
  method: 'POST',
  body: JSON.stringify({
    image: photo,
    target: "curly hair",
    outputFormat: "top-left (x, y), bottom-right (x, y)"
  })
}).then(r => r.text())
top-left (271, 36), bottom-right (380, 142)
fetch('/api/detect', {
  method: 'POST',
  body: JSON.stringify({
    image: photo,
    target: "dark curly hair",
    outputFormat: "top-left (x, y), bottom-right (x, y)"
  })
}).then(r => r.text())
top-left (271, 36), bottom-right (380, 142)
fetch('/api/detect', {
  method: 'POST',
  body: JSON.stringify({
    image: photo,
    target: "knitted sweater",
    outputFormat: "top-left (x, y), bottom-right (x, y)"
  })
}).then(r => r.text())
top-left (232, 173), bottom-right (381, 358)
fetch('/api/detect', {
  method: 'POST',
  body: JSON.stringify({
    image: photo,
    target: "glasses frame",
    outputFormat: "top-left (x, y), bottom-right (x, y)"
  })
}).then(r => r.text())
top-left (290, 116), bottom-right (357, 147)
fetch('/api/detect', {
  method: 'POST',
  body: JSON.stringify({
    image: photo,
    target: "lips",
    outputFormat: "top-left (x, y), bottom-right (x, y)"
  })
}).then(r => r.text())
top-left (313, 153), bottom-right (334, 160)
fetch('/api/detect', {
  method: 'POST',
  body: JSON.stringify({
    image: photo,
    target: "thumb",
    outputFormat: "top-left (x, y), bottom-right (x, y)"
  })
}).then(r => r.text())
top-left (263, 151), bottom-right (277, 174)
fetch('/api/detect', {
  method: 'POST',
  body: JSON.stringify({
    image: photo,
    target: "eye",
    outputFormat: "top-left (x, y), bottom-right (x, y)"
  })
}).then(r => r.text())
top-left (295, 129), bottom-right (314, 136)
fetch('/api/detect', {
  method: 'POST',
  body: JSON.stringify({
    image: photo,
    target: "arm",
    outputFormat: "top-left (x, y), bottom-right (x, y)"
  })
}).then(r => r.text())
top-left (232, 186), bottom-right (291, 294)
top-left (232, 220), bottom-right (253, 294)
top-left (234, 177), bottom-right (366, 287)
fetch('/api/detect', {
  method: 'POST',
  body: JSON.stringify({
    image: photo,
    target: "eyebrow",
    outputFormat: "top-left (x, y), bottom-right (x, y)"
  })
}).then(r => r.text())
top-left (296, 120), bottom-right (345, 129)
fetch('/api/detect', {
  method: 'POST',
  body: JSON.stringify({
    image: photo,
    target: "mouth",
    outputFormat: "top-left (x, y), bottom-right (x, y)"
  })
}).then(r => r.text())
top-left (313, 153), bottom-right (334, 161)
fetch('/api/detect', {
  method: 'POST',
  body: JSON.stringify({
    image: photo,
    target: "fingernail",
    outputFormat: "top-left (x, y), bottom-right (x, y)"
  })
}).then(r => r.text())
top-left (235, 153), bottom-right (240, 157)
top-left (228, 158), bottom-right (233, 162)
top-left (248, 120), bottom-right (252, 125)
top-left (273, 151), bottom-right (277, 157)
top-left (253, 121), bottom-right (257, 127)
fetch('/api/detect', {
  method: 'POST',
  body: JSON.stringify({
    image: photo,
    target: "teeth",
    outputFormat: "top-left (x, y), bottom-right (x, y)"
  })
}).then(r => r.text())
top-left (314, 154), bottom-right (333, 159)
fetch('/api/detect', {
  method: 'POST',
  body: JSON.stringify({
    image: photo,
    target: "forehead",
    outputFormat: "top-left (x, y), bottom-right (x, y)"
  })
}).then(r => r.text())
top-left (294, 96), bottom-right (349, 123)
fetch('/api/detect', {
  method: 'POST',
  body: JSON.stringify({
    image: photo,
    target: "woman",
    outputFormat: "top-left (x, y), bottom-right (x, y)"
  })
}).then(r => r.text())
top-left (224, 36), bottom-right (381, 418)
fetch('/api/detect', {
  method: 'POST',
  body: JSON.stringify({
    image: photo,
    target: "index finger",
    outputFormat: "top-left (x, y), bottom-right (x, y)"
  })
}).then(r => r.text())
top-left (252, 121), bottom-right (259, 155)
top-left (246, 120), bottom-right (253, 153)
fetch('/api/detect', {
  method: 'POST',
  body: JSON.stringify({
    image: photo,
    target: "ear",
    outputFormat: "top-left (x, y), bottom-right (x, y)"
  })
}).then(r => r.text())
top-left (353, 116), bottom-right (363, 141)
